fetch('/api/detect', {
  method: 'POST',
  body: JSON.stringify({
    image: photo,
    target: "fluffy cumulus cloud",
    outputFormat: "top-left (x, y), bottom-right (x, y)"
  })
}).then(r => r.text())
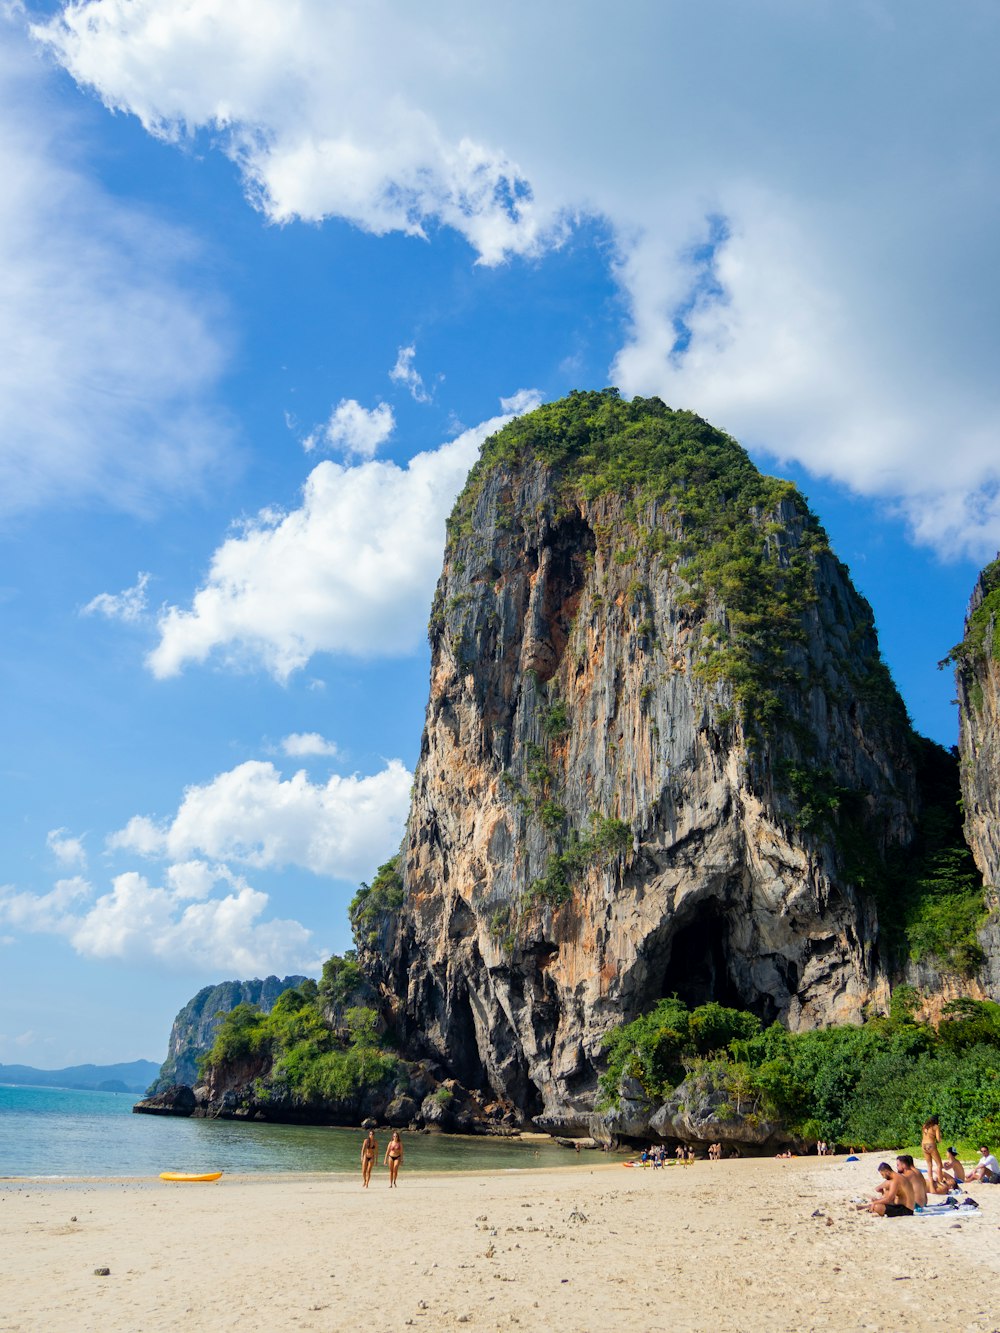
top-left (304, 399), bottom-right (394, 458)
top-left (32, 0), bottom-right (1000, 557)
top-left (0, 864), bottom-right (321, 975)
top-left (147, 398), bottom-right (537, 679)
top-left (46, 827), bottom-right (87, 869)
top-left (107, 756), bottom-right (412, 884)
top-left (0, 20), bottom-right (230, 518)
top-left (281, 733), bottom-right (339, 759)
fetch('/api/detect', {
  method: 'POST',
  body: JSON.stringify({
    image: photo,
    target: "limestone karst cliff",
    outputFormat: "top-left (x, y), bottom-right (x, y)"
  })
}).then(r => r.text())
top-left (953, 557), bottom-right (1000, 894)
top-left (360, 390), bottom-right (959, 1126)
top-left (952, 557), bottom-right (1000, 990)
top-left (148, 974), bottom-right (307, 1094)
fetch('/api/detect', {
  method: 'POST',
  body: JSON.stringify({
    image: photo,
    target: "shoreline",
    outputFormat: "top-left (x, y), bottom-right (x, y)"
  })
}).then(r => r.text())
top-left (5, 1153), bottom-right (1000, 1331)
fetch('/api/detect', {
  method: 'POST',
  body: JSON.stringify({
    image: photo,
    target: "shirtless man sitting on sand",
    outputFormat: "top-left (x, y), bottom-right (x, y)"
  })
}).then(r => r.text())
top-left (859, 1162), bottom-right (914, 1217)
top-left (895, 1155), bottom-right (928, 1208)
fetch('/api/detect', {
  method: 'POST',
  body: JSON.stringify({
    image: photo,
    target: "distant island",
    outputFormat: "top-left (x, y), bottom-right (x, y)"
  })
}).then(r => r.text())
top-left (0, 1059), bottom-right (160, 1093)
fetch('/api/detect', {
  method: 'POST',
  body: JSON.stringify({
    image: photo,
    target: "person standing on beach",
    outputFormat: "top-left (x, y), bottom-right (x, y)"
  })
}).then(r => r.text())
top-left (385, 1130), bottom-right (403, 1187)
top-left (361, 1129), bottom-right (378, 1188)
top-left (921, 1115), bottom-right (944, 1188)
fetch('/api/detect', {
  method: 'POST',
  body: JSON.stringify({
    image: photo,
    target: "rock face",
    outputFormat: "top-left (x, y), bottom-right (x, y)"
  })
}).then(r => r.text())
top-left (148, 975), bottom-right (307, 1093)
top-left (132, 1084), bottom-right (196, 1117)
top-left (362, 391), bottom-right (927, 1126)
top-left (954, 558), bottom-right (1000, 894)
top-left (952, 557), bottom-right (1000, 990)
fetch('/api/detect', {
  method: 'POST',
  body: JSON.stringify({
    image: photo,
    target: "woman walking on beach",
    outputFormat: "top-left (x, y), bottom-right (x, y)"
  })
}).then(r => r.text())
top-left (921, 1115), bottom-right (944, 1189)
top-left (385, 1130), bottom-right (403, 1187)
top-left (361, 1129), bottom-right (378, 1188)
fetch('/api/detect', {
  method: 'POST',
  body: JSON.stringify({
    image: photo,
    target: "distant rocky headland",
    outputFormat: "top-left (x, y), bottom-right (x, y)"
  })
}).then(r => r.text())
top-left (145, 975), bottom-right (308, 1094)
top-left (135, 392), bottom-right (1000, 1154)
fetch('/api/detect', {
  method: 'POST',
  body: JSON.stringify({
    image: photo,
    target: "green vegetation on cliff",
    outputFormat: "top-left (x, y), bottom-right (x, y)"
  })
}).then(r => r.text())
top-left (600, 990), bottom-right (1000, 1149)
top-left (450, 388), bottom-right (845, 738)
top-left (349, 856), bottom-right (404, 947)
top-left (945, 557), bottom-right (1000, 670)
top-left (202, 979), bottom-right (399, 1107)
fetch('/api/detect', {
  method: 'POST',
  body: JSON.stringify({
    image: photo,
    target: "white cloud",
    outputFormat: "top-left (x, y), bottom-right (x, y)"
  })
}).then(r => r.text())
top-left (32, 0), bottom-right (1000, 558)
top-left (389, 345), bottom-right (430, 403)
top-left (0, 865), bottom-right (322, 975)
top-left (281, 732), bottom-right (339, 759)
top-left (108, 757), bottom-right (412, 884)
top-left (0, 20), bottom-right (231, 518)
top-left (146, 397), bottom-right (538, 679)
top-left (304, 398), bottom-right (394, 458)
top-left (82, 572), bottom-right (150, 624)
top-left (46, 827), bottom-right (87, 870)
top-left (32, 0), bottom-right (555, 266)
top-left (0, 876), bottom-right (91, 934)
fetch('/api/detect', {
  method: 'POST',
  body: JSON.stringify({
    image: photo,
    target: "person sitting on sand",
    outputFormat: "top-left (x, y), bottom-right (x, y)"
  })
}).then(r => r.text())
top-left (966, 1145), bottom-right (1000, 1184)
top-left (384, 1130), bottom-right (404, 1187)
top-left (895, 1155), bottom-right (927, 1208)
top-left (361, 1129), bottom-right (378, 1189)
top-left (860, 1162), bottom-right (913, 1217)
top-left (943, 1146), bottom-right (966, 1185)
top-left (921, 1115), bottom-right (944, 1189)
top-left (686, 1146), bottom-right (695, 1164)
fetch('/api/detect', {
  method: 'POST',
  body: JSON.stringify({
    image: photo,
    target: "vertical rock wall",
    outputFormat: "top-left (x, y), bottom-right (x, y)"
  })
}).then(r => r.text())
top-left (362, 394), bottom-right (925, 1122)
top-left (953, 557), bottom-right (1000, 990)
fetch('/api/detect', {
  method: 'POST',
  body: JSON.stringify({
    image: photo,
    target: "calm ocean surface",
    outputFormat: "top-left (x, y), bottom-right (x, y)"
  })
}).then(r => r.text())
top-left (0, 1084), bottom-right (579, 1178)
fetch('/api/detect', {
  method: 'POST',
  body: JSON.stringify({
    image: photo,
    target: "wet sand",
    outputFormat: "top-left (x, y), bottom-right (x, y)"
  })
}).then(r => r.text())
top-left (3, 1152), bottom-right (999, 1331)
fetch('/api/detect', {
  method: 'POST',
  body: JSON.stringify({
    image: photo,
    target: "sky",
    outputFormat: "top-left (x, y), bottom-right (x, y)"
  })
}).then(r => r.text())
top-left (1, 0), bottom-right (998, 1070)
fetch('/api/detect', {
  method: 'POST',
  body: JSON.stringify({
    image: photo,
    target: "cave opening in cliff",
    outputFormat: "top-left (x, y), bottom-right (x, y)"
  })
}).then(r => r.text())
top-left (661, 908), bottom-right (746, 1012)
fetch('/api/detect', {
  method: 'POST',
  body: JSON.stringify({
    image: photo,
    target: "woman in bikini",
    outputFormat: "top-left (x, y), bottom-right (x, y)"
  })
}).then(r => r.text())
top-left (921, 1114), bottom-right (944, 1189)
top-left (361, 1129), bottom-right (378, 1188)
top-left (385, 1130), bottom-right (403, 1187)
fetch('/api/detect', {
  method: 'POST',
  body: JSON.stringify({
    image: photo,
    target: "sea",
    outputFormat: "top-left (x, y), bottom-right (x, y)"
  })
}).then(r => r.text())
top-left (0, 1084), bottom-right (579, 1178)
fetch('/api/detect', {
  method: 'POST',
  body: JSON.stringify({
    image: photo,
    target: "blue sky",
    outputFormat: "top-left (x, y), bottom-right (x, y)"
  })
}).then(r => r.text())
top-left (1, 1), bottom-right (997, 1069)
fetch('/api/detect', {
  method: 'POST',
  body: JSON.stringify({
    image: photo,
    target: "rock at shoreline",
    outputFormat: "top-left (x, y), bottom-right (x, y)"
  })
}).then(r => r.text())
top-left (132, 1084), bottom-right (196, 1117)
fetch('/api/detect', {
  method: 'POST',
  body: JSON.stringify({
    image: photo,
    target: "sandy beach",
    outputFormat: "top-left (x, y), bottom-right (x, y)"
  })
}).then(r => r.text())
top-left (2, 1152), bottom-right (999, 1333)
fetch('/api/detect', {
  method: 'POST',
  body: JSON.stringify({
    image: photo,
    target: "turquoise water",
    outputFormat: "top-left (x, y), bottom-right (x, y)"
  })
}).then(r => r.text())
top-left (0, 1084), bottom-right (576, 1178)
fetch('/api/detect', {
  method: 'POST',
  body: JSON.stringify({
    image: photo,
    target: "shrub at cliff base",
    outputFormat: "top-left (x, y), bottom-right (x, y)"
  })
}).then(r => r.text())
top-left (600, 990), bottom-right (1000, 1149)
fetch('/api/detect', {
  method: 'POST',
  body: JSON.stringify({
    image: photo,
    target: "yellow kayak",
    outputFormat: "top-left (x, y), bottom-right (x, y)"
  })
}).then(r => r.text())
top-left (159, 1171), bottom-right (223, 1182)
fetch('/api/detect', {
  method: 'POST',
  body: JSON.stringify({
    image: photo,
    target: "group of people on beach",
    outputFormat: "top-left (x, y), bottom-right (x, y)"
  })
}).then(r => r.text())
top-left (638, 1144), bottom-right (699, 1166)
top-left (360, 1129), bottom-right (403, 1188)
top-left (860, 1114), bottom-right (1000, 1218)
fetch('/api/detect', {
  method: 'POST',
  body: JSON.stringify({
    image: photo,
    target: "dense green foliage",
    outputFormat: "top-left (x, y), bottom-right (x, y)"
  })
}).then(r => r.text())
top-left (600, 991), bottom-right (1000, 1149)
top-left (349, 856), bottom-right (404, 948)
top-left (869, 739), bottom-right (988, 975)
top-left (318, 950), bottom-right (374, 1013)
top-left (202, 981), bottom-right (399, 1106)
top-left (945, 557), bottom-right (1000, 670)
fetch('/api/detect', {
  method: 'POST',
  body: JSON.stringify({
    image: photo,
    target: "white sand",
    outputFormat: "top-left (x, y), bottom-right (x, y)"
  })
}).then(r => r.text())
top-left (3, 1152), bottom-right (999, 1332)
